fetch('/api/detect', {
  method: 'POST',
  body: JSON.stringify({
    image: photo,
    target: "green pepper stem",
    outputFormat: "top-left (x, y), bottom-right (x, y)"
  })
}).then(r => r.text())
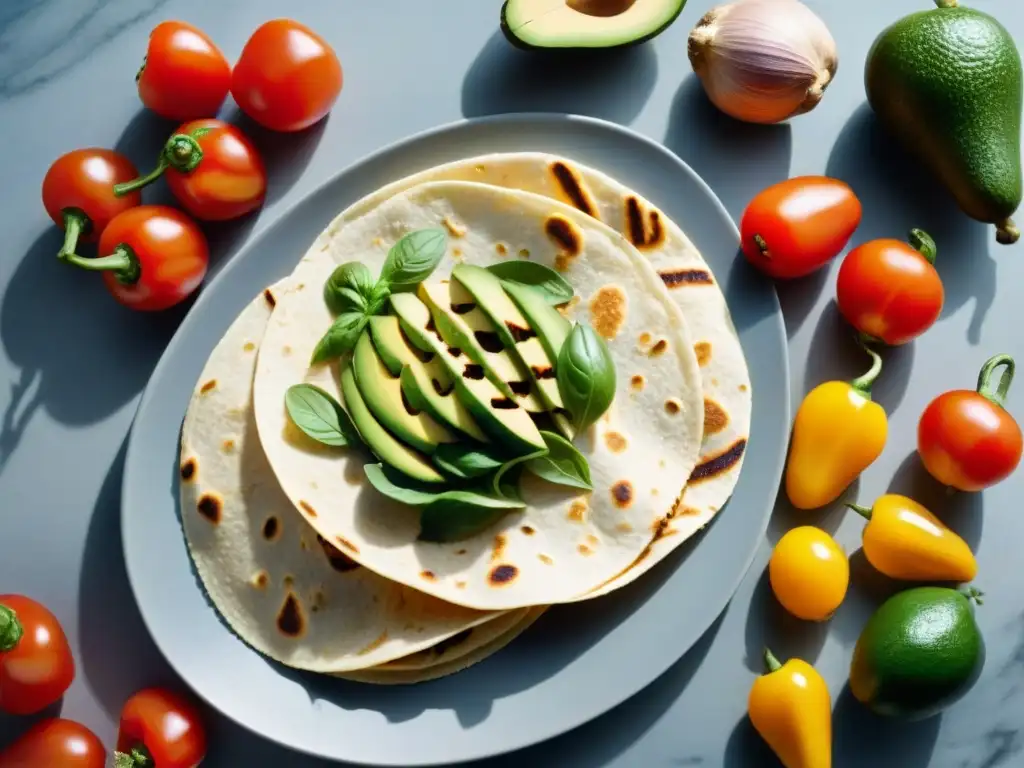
top-left (61, 245), bottom-right (141, 285)
top-left (58, 208), bottom-right (90, 260)
top-left (976, 354), bottom-right (1015, 409)
top-left (0, 604), bottom-right (23, 652)
top-left (850, 342), bottom-right (883, 398)
top-left (846, 503), bottom-right (873, 520)
top-left (763, 647), bottom-right (782, 673)
top-left (113, 131), bottom-right (206, 197)
top-left (908, 229), bottom-right (937, 264)
top-left (958, 585), bottom-right (984, 605)
top-left (113, 158), bottom-right (167, 197)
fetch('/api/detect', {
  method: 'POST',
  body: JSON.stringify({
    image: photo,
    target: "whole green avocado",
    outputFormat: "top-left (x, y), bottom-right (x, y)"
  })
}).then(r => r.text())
top-left (865, 0), bottom-right (1023, 244)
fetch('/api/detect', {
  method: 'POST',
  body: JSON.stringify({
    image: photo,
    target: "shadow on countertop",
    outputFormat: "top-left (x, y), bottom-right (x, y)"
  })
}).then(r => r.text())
top-left (461, 31), bottom-right (658, 124)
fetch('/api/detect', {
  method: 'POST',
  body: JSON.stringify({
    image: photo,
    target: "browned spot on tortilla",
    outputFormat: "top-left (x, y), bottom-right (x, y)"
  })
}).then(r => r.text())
top-left (639, 332), bottom-right (652, 346)
top-left (519, 248), bottom-right (530, 258)
top-left (616, 522), bottom-right (633, 533)
top-left (179, 458), bottom-right (196, 482)
top-left (488, 564), bottom-right (518, 585)
top-left (694, 341), bottom-right (712, 366)
top-left (221, 438), bottom-right (236, 453)
top-left (665, 398), bottom-right (682, 415)
top-left (475, 164), bottom-right (486, 173)
top-left (442, 216), bottom-right (466, 237)
top-left (456, 580), bottom-right (467, 589)
top-left (276, 592), bottom-right (304, 638)
top-left (704, 398), bottom-right (728, 435)
top-left (611, 481), bottom-right (633, 508)
top-left (421, 570), bottom-right (436, 581)
top-left (262, 516), bottom-right (280, 541)
top-left (197, 493), bottom-right (221, 524)
top-left (243, 341), bottom-right (256, 352)
top-left (690, 439), bottom-right (747, 484)
top-left (372, 237), bottom-right (384, 247)
top-left (252, 571), bottom-right (269, 589)
top-left (521, 525), bottom-right (536, 536)
top-left (263, 288), bottom-right (276, 307)
top-left (739, 383), bottom-right (748, 392)
top-left (496, 243), bottom-right (508, 256)
top-left (491, 534), bottom-right (507, 563)
top-left (200, 379), bottom-right (217, 394)
top-left (283, 575), bottom-right (294, 589)
top-left (604, 431), bottom-right (627, 453)
top-left (680, 505), bottom-right (702, 516)
top-left (650, 339), bottom-right (668, 357)
top-left (452, 248), bottom-right (463, 260)
top-left (589, 285), bottom-right (627, 340)
top-left (630, 375), bottom-right (645, 391)
top-left (568, 500), bottom-right (587, 522)
top-left (652, 488), bottom-right (659, 497)
top-left (298, 500), bottom-right (317, 518)
top-left (358, 630), bottom-right (389, 655)
top-left (455, 548), bottom-right (467, 555)
top-left (312, 590), bottom-right (326, 611)
top-left (624, 197), bottom-right (666, 249)
top-left (550, 161), bottom-right (596, 217)
top-left (578, 544), bottom-right (594, 556)
top-left (336, 536), bottom-right (359, 554)
top-left (712, 378), bottom-right (719, 387)
top-left (538, 553), bottom-right (554, 565)
top-left (659, 268), bottom-right (713, 287)
top-left (545, 214), bottom-right (582, 256)
top-left (317, 535), bottom-right (360, 572)
top-left (299, 537), bottom-right (309, 551)
top-left (586, 534), bottom-right (599, 545)
top-left (282, 345), bottom-right (292, 356)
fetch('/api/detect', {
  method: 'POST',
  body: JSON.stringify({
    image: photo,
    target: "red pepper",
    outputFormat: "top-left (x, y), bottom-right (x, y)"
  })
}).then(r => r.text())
top-left (114, 688), bottom-right (207, 768)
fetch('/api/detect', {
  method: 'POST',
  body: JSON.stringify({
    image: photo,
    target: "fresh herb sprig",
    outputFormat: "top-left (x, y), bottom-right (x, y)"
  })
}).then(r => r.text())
top-left (285, 383), bottom-right (361, 447)
top-left (556, 322), bottom-right (616, 434)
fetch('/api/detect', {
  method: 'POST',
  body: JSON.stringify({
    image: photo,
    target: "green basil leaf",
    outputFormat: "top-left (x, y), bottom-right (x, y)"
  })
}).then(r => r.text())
top-left (419, 502), bottom-right (511, 543)
top-left (487, 262), bottom-right (574, 306)
top-left (285, 384), bottom-right (359, 447)
top-left (432, 443), bottom-right (505, 480)
top-left (367, 281), bottom-right (391, 314)
top-left (324, 262), bottom-right (375, 314)
top-left (379, 229), bottom-right (448, 287)
top-left (525, 430), bottom-right (592, 490)
top-left (311, 313), bottom-right (368, 365)
top-left (492, 447), bottom-right (548, 497)
top-left (364, 464), bottom-right (525, 509)
top-left (557, 322), bottom-right (616, 434)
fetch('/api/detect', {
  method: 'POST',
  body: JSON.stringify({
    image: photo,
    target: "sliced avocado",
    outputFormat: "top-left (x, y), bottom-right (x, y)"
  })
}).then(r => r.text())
top-left (339, 365), bottom-right (445, 484)
top-left (352, 330), bottom-right (456, 455)
top-left (390, 293), bottom-right (546, 457)
top-left (501, 0), bottom-right (685, 51)
top-left (418, 281), bottom-right (544, 413)
top-left (453, 265), bottom-right (573, 437)
top-left (368, 315), bottom-right (489, 442)
top-left (502, 280), bottom-right (572, 362)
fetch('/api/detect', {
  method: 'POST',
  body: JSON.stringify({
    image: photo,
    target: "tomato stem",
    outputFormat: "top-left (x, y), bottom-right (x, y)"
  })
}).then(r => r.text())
top-left (763, 647), bottom-right (782, 673)
top-left (976, 354), bottom-right (1015, 409)
top-left (752, 234), bottom-right (771, 260)
top-left (61, 245), bottom-right (141, 285)
top-left (113, 745), bottom-right (154, 768)
top-left (958, 585), bottom-right (984, 605)
top-left (846, 502), bottom-right (873, 520)
top-left (114, 159), bottom-right (167, 197)
top-left (850, 341), bottom-right (883, 398)
top-left (0, 604), bottom-right (23, 652)
top-left (908, 229), bottom-right (937, 264)
top-left (113, 131), bottom-right (206, 197)
top-left (58, 208), bottom-right (91, 260)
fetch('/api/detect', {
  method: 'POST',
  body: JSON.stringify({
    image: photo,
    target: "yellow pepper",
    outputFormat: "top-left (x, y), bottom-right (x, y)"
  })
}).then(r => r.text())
top-left (847, 494), bottom-right (977, 582)
top-left (748, 648), bottom-right (832, 768)
top-left (785, 345), bottom-right (888, 510)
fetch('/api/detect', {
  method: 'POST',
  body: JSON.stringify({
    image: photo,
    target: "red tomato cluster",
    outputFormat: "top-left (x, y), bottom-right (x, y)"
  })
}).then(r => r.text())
top-left (0, 595), bottom-right (207, 767)
top-left (40, 19), bottom-right (342, 312)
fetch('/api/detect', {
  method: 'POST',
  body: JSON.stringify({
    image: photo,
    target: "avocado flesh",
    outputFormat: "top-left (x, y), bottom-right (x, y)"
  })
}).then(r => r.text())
top-left (367, 315), bottom-right (489, 443)
top-left (418, 281), bottom-right (545, 413)
top-left (390, 292), bottom-right (546, 457)
top-left (501, 0), bottom-right (685, 50)
top-left (352, 330), bottom-right (456, 455)
top-left (339, 365), bottom-right (446, 484)
top-left (865, 3), bottom-right (1023, 243)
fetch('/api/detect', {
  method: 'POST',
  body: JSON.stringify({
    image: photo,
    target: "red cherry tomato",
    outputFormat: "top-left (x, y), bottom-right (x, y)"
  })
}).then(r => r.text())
top-left (918, 354), bottom-right (1023, 491)
top-left (115, 688), bottom-right (207, 768)
top-left (0, 719), bottom-right (106, 768)
top-left (114, 119), bottom-right (266, 222)
top-left (741, 176), bottom-right (862, 279)
top-left (836, 229), bottom-right (945, 345)
top-left (61, 206), bottom-right (208, 312)
top-left (41, 149), bottom-right (141, 256)
top-left (232, 19), bottom-right (343, 132)
top-left (0, 595), bottom-right (75, 715)
top-left (137, 20), bottom-right (231, 121)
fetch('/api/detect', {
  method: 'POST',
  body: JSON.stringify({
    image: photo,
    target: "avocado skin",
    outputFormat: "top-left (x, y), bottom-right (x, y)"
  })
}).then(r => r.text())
top-left (865, 3), bottom-right (1023, 239)
top-left (499, 0), bottom-right (686, 51)
top-left (850, 587), bottom-right (984, 720)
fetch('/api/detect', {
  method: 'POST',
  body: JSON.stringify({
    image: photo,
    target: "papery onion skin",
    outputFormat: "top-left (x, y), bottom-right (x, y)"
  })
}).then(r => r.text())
top-left (688, 0), bottom-right (838, 124)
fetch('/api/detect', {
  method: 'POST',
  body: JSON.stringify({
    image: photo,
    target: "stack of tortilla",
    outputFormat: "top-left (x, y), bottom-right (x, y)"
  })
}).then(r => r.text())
top-left (177, 153), bottom-right (751, 684)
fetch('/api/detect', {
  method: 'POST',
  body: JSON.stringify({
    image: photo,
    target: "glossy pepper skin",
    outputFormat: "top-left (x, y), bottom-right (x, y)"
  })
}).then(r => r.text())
top-left (848, 495), bottom-right (977, 582)
top-left (786, 345), bottom-right (888, 510)
top-left (748, 649), bottom-right (832, 768)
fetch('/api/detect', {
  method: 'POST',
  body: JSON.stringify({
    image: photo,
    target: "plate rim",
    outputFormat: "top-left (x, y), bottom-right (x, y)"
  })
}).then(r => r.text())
top-left (122, 112), bottom-right (789, 766)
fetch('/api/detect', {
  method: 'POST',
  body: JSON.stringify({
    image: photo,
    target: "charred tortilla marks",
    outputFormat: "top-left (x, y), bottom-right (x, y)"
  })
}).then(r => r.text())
top-left (336, 536), bottom-right (359, 554)
top-left (616, 521), bottom-right (634, 533)
top-left (200, 379), bottom-right (217, 394)
top-left (474, 330), bottom-right (505, 353)
top-left (604, 431), bottom-right (628, 453)
top-left (578, 543), bottom-right (594, 556)
top-left (545, 214), bottom-right (583, 270)
top-left (665, 398), bottom-right (682, 416)
top-left (630, 374), bottom-right (645, 392)
top-left (649, 339), bottom-right (669, 357)
top-left (531, 364), bottom-right (555, 380)
top-left (490, 396), bottom-right (519, 410)
top-left (318, 534), bottom-right (360, 572)
top-left (276, 592), bottom-right (305, 638)
top-left (496, 243), bottom-right (508, 256)
top-left (589, 285), bottom-right (627, 340)
top-left (611, 481), bottom-right (633, 508)
top-left (421, 570), bottom-right (437, 581)
top-left (690, 439), bottom-right (747, 483)
top-left (694, 341), bottom-right (712, 367)
top-left (703, 398), bottom-right (729, 435)
top-left (442, 216), bottom-right (466, 238)
top-left (519, 248), bottom-right (531, 259)
top-left (625, 197), bottom-right (666, 249)
top-left (179, 457), bottom-right (197, 482)
top-left (492, 534), bottom-right (507, 562)
top-left (298, 500), bottom-right (317, 518)
top-left (464, 363), bottom-right (485, 380)
top-left (508, 380), bottom-right (532, 396)
top-left (488, 564), bottom-right (518, 585)
top-left (550, 161), bottom-right (596, 217)
top-left (243, 341), bottom-right (256, 352)
top-left (521, 525), bottom-right (536, 536)
top-left (659, 269), bottom-right (713, 287)
top-left (263, 288), bottom-right (276, 308)
top-left (568, 500), bottom-right (588, 522)
top-left (262, 516), bottom-right (281, 541)
top-left (197, 493), bottom-right (222, 524)
top-left (506, 321), bottom-right (536, 343)
top-left (538, 553), bottom-right (554, 565)
top-left (221, 438), bottom-right (236, 454)
top-left (739, 383), bottom-right (748, 392)
top-left (252, 571), bottom-right (269, 590)
top-left (358, 630), bottom-right (389, 655)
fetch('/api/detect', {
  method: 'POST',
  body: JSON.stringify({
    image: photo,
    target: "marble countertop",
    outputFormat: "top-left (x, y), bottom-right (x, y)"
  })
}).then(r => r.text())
top-left (1, 0), bottom-right (1022, 765)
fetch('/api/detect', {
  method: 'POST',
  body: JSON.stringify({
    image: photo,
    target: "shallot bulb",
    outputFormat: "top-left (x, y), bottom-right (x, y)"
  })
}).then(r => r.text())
top-left (688, 0), bottom-right (838, 124)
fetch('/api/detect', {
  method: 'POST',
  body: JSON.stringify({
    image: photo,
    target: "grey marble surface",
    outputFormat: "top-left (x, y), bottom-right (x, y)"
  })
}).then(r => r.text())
top-left (0, 0), bottom-right (1022, 766)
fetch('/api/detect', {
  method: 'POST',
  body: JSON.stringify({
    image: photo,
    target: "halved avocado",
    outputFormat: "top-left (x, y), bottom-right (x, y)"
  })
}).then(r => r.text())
top-left (500, 0), bottom-right (686, 51)
top-left (352, 330), bottom-right (456, 455)
top-left (418, 280), bottom-right (545, 413)
top-left (339, 365), bottom-right (445, 484)
top-left (367, 315), bottom-right (489, 443)
top-left (390, 293), bottom-right (546, 457)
